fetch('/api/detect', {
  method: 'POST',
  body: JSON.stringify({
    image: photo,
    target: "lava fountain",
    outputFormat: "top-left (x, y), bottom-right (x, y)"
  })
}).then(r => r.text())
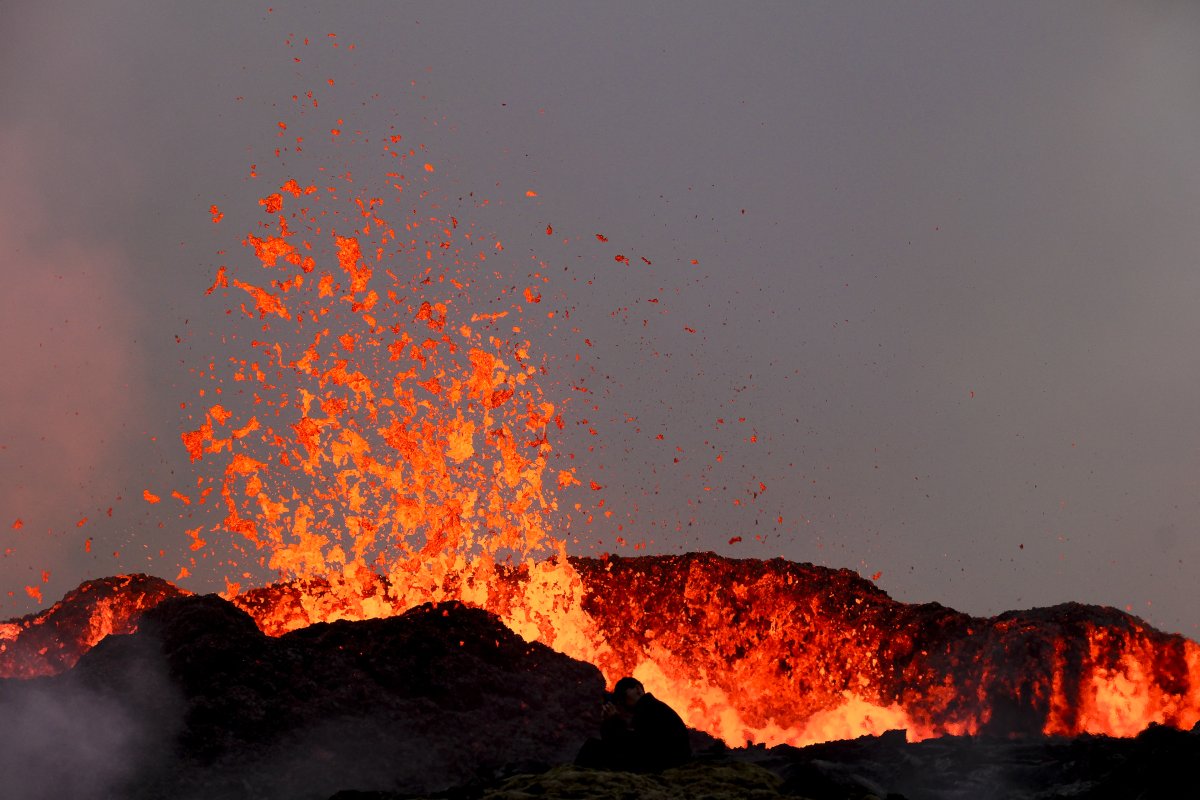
top-left (3, 101), bottom-right (1199, 751)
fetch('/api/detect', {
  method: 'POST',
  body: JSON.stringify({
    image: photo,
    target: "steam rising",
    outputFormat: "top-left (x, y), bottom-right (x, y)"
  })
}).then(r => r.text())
top-left (0, 126), bottom-right (145, 599)
top-left (0, 635), bottom-right (181, 800)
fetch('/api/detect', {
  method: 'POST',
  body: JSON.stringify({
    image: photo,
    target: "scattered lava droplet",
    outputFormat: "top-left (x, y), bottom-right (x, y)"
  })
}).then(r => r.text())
top-left (10, 519), bottom-right (22, 530)
top-left (259, 193), bottom-right (283, 213)
top-left (728, 536), bottom-right (743, 544)
top-left (143, 490), bottom-right (161, 504)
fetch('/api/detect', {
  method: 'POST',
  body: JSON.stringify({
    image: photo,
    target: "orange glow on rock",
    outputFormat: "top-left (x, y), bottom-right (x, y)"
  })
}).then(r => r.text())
top-left (5, 553), bottom-right (1200, 750)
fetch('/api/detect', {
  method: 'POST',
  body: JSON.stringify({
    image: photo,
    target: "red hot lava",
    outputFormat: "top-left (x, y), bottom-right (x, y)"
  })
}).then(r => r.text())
top-left (3, 555), bottom-right (1199, 747)
top-left (5, 85), bottom-right (1197, 752)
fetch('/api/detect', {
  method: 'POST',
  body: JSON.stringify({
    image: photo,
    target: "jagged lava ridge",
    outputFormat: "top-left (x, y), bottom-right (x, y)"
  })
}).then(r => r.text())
top-left (2, 553), bottom-right (1197, 742)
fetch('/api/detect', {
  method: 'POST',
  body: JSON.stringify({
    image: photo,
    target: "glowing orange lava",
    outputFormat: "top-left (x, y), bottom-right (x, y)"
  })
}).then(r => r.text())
top-left (5, 87), bottom-right (1196, 751)
top-left (185, 174), bottom-right (562, 600)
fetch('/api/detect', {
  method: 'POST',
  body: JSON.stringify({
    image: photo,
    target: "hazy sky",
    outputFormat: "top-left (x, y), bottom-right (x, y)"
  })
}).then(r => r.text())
top-left (3, 2), bottom-right (1199, 636)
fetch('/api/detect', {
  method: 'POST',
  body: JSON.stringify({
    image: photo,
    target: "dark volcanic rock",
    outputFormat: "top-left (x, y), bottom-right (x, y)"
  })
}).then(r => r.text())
top-left (721, 723), bottom-right (1200, 800)
top-left (2, 595), bottom-right (605, 800)
top-left (348, 724), bottom-right (1200, 800)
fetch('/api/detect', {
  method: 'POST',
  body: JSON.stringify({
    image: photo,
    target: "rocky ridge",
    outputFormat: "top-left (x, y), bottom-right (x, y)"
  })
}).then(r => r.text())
top-left (1, 583), bottom-right (1198, 799)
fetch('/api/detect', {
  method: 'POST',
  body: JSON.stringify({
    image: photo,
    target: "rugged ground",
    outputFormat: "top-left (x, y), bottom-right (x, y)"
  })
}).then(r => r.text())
top-left (1, 589), bottom-right (1197, 799)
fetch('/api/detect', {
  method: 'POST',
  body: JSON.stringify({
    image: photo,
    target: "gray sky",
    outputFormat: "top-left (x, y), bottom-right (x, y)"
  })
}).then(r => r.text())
top-left (3, 2), bottom-right (1199, 636)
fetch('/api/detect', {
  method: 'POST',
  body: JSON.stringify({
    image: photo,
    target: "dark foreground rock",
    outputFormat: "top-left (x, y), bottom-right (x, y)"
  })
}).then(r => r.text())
top-left (330, 724), bottom-right (1200, 800)
top-left (339, 761), bottom-right (790, 800)
top-left (0, 595), bottom-right (604, 800)
top-left (753, 724), bottom-right (1200, 799)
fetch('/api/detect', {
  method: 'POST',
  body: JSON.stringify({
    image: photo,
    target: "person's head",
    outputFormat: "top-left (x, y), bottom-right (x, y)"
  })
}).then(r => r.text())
top-left (611, 677), bottom-right (645, 710)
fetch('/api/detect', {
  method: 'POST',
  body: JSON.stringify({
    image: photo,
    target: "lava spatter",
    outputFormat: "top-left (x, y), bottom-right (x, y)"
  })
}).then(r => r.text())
top-left (187, 178), bottom-right (566, 611)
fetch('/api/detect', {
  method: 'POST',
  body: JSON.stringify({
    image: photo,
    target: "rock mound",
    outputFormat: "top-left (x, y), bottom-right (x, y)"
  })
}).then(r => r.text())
top-left (3, 594), bottom-right (605, 800)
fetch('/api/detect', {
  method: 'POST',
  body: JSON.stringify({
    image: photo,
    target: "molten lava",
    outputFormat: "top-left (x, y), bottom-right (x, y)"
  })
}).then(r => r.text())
top-left (6, 85), bottom-right (1197, 754)
top-left (3, 559), bottom-right (1198, 748)
top-left (184, 175), bottom-right (563, 602)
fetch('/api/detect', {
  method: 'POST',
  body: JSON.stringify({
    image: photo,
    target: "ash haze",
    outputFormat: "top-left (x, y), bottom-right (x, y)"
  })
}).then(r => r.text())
top-left (2, 2), bottom-right (1199, 636)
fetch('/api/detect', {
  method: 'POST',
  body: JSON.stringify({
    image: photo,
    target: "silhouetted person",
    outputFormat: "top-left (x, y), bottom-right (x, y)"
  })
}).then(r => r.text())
top-left (576, 677), bottom-right (691, 772)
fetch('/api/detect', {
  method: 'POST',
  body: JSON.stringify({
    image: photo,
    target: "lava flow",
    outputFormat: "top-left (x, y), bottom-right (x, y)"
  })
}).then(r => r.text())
top-left (4, 113), bottom-right (1198, 751)
top-left (3, 556), bottom-right (1199, 748)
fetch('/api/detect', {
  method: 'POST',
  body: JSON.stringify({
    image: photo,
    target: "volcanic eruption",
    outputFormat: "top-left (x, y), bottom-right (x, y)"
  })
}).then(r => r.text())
top-left (3, 34), bottom-right (1199, 800)
top-left (3, 156), bottom-right (1198, 753)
